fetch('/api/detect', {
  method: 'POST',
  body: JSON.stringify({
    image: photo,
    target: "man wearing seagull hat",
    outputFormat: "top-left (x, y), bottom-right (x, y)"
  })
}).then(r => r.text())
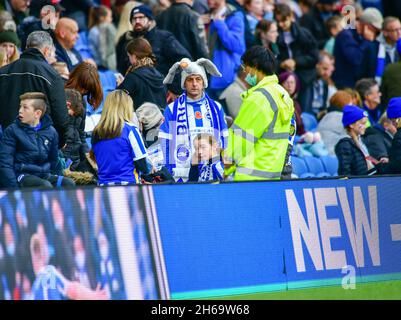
top-left (159, 58), bottom-right (228, 182)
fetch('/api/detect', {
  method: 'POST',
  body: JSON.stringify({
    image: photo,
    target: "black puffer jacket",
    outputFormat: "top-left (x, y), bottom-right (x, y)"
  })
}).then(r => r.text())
top-left (116, 26), bottom-right (192, 76)
top-left (363, 125), bottom-right (393, 161)
top-left (277, 22), bottom-right (319, 88)
top-left (0, 115), bottom-right (59, 188)
top-left (117, 66), bottom-right (167, 111)
top-left (389, 128), bottom-right (401, 174)
top-left (62, 114), bottom-right (88, 170)
top-left (157, 2), bottom-right (209, 60)
top-left (335, 137), bottom-right (369, 176)
top-left (0, 48), bottom-right (69, 147)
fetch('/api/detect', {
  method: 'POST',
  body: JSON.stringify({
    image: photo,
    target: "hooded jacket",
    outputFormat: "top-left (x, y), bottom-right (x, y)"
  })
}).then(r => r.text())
top-left (118, 66), bottom-right (167, 111)
top-left (0, 48), bottom-right (69, 147)
top-left (0, 115), bottom-right (59, 188)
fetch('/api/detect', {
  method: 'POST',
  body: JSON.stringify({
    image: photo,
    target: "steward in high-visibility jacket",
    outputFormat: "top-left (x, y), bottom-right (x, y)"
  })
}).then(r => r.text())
top-left (224, 74), bottom-right (294, 181)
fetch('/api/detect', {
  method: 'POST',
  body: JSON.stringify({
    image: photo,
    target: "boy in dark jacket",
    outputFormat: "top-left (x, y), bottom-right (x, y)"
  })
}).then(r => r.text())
top-left (0, 92), bottom-right (75, 189)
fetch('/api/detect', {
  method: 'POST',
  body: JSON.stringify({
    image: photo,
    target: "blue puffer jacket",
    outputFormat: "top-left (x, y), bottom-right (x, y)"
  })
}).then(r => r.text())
top-left (209, 5), bottom-right (246, 90)
top-left (0, 115), bottom-right (59, 188)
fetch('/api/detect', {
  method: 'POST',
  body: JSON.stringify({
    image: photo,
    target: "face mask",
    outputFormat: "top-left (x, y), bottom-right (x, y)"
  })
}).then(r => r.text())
top-left (6, 243), bottom-right (15, 256)
top-left (263, 11), bottom-right (274, 21)
top-left (75, 252), bottom-right (86, 269)
top-left (245, 72), bottom-right (257, 87)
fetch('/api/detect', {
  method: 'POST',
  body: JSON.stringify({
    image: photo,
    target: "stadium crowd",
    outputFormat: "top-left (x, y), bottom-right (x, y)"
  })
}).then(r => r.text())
top-left (0, 0), bottom-right (399, 187)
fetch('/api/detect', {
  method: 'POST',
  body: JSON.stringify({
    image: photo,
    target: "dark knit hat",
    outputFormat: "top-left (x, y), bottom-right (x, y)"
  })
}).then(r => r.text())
top-left (0, 30), bottom-right (20, 47)
top-left (342, 105), bottom-right (368, 127)
top-left (130, 5), bottom-right (154, 22)
top-left (387, 98), bottom-right (401, 119)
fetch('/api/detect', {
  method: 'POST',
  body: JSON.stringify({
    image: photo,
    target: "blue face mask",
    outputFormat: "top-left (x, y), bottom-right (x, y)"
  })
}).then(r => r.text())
top-left (263, 11), bottom-right (274, 21)
top-left (245, 72), bottom-right (257, 87)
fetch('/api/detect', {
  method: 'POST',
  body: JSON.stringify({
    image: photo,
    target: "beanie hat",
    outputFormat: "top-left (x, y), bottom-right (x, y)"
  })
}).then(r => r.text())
top-left (359, 7), bottom-right (383, 30)
top-left (387, 97), bottom-right (401, 119)
top-left (0, 30), bottom-right (20, 47)
top-left (136, 102), bottom-right (163, 130)
top-left (130, 5), bottom-right (154, 22)
top-left (342, 105), bottom-right (368, 127)
top-left (163, 58), bottom-right (222, 90)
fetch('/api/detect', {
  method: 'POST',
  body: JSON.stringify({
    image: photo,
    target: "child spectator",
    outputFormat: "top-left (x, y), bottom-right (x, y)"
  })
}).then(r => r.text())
top-left (88, 5), bottom-right (117, 71)
top-left (62, 89), bottom-right (88, 171)
top-left (91, 90), bottom-right (151, 186)
top-left (51, 62), bottom-right (70, 82)
top-left (0, 92), bottom-right (75, 188)
top-left (188, 133), bottom-right (224, 182)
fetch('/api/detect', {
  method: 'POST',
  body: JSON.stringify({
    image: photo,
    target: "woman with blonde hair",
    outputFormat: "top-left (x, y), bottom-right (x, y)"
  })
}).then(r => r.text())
top-left (91, 90), bottom-right (151, 185)
top-left (115, 1), bottom-right (141, 45)
top-left (0, 29), bottom-right (20, 64)
top-left (0, 47), bottom-right (8, 67)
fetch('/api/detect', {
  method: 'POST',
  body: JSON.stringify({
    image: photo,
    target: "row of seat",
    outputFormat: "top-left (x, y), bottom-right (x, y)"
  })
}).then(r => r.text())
top-left (292, 155), bottom-right (339, 179)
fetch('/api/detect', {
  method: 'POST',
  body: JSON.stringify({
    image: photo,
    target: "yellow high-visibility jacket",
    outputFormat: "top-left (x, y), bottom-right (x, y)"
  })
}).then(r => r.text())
top-left (224, 75), bottom-right (294, 181)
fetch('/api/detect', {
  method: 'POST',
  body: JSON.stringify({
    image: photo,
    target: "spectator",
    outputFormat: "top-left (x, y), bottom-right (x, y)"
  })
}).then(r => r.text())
top-left (156, 0), bottom-right (209, 61)
top-left (244, 0), bottom-right (264, 35)
top-left (226, 0), bottom-right (253, 49)
top-left (219, 66), bottom-right (249, 119)
top-left (300, 0), bottom-right (338, 49)
top-left (0, 29), bottom-right (20, 64)
top-left (355, 78), bottom-right (382, 126)
top-left (91, 90), bottom-right (151, 186)
top-left (54, 18), bottom-right (82, 71)
top-left (59, 0), bottom-right (95, 31)
top-left (18, 0), bottom-right (64, 50)
top-left (279, 71), bottom-right (305, 136)
top-left (115, 0), bottom-right (140, 45)
top-left (308, 51), bottom-right (336, 118)
top-left (0, 31), bottom-right (69, 147)
top-left (117, 38), bottom-right (167, 111)
top-left (335, 105), bottom-right (379, 176)
top-left (381, 38), bottom-right (401, 107)
top-left (0, 0), bottom-right (30, 25)
top-left (30, 233), bottom-right (109, 300)
top-left (62, 89), bottom-right (88, 172)
top-left (205, 0), bottom-right (246, 100)
top-left (224, 46), bottom-right (294, 181)
top-left (323, 15), bottom-right (343, 55)
top-left (65, 62), bottom-right (103, 140)
top-left (377, 17), bottom-right (401, 68)
top-left (88, 5), bottom-right (117, 71)
top-left (160, 58), bottom-right (228, 182)
top-left (344, 87), bottom-right (363, 107)
top-left (317, 90), bottom-right (353, 155)
top-left (386, 97), bottom-right (401, 174)
top-left (332, 6), bottom-right (376, 89)
top-left (188, 133), bottom-right (224, 182)
top-left (363, 112), bottom-right (396, 162)
top-left (116, 4), bottom-right (191, 77)
top-left (51, 61), bottom-right (69, 82)
top-left (0, 92), bottom-right (75, 188)
top-left (253, 19), bottom-right (279, 59)
top-left (275, 3), bottom-right (319, 112)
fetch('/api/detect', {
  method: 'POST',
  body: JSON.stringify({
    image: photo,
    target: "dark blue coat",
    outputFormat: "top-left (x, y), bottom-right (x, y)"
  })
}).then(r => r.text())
top-left (332, 29), bottom-right (370, 89)
top-left (0, 115), bottom-right (59, 188)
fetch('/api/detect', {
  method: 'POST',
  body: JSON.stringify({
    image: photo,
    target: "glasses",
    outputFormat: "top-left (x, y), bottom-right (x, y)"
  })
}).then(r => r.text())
top-left (132, 15), bottom-right (147, 21)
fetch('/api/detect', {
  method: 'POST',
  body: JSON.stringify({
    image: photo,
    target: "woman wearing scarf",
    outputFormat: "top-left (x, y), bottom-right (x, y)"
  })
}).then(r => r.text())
top-left (159, 58), bottom-right (228, 182)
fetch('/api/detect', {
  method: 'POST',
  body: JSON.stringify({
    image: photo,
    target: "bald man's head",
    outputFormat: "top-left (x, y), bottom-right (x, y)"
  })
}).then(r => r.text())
top-left (55, 18), bottom-right (79, 50)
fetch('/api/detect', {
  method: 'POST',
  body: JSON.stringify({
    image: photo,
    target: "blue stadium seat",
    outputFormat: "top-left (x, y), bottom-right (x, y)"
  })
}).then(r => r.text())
top-left (291, 156), bottom-right (308, 178)
top-left (320, 155), bottom-right (339, 176)
top-left (303, 156), bottom-right (325, 175)
top-left (300, 172), bottom-right (316, 179)
top-left (301, 112), bottom-right (318, 132)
